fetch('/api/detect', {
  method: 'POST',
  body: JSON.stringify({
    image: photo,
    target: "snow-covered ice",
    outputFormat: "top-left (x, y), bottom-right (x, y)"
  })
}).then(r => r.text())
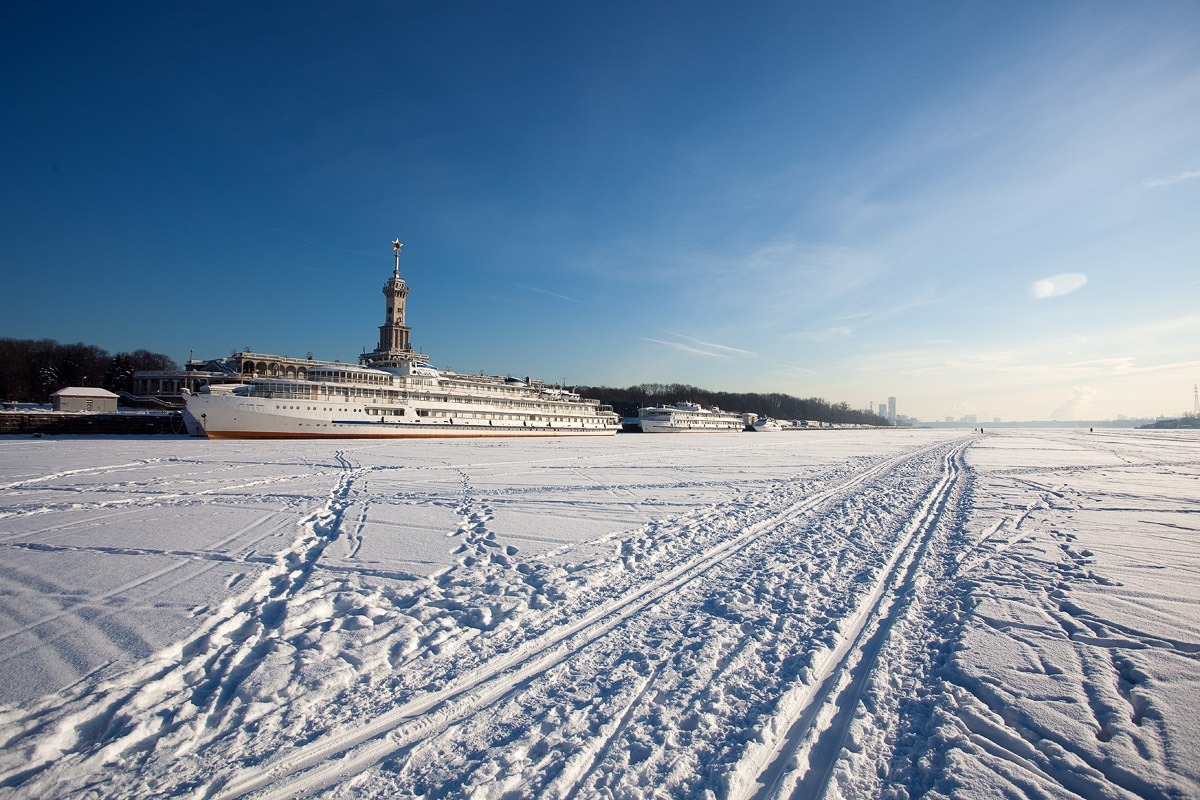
top-left (0, 428), bottom-right (1197, 798)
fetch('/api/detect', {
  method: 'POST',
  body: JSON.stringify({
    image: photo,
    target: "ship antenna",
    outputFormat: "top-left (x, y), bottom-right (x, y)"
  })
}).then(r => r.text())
top-left (392, 238), bottom-right (403, 277)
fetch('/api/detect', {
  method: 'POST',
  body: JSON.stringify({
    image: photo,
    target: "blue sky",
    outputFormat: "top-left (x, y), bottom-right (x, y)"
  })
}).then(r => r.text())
top-left (2, 2), bottom-right (1198, 421)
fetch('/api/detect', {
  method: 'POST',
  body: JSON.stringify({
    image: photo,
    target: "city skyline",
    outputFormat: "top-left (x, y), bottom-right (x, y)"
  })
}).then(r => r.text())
top-left (2, 3), bottom-right (1198, 421)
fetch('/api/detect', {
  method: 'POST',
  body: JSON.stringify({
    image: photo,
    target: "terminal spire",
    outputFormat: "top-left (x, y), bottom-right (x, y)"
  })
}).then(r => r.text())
top-left (392, 238), bottom-right (403, 277)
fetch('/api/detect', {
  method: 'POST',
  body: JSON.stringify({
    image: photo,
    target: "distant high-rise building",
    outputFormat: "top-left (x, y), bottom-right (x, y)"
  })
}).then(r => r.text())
top-left (887, 396), bottom-right (896, 421)
top-left (878, 403), bottom-right (887, 417)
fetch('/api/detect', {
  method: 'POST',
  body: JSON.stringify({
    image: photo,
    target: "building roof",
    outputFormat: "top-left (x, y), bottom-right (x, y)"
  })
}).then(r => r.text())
top-left (51, 387), bottom-right (120, 398)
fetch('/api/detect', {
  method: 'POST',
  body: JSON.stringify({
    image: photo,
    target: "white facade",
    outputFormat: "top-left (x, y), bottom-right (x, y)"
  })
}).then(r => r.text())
top-left (51, 387), bottom-right (119, 413)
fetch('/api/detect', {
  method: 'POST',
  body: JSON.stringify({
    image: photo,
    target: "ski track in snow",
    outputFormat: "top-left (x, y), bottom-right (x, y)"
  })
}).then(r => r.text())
top-left (737, 442), bottom-right (970, 800)
top-left (208, 441), bottom-right (956, 800)
top-left (0, 430), bottom-right (1197, 799)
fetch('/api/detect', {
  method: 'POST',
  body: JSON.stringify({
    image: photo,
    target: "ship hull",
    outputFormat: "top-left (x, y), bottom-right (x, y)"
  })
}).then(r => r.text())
top-left (638, 420), bottom-right (742, 433)
top-left (187, 393), bottom-right (619, 439)
top-left (203, 424), bottom-right (618, 439)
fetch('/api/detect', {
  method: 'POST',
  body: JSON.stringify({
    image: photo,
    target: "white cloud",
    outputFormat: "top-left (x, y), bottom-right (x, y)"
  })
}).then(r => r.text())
top-left (1145, 169), bottom-right (1200, 188)
top-left (1049, 385), bottom-right (1097, 420)
top-left (948, 402), bottom-right (978, 418)
top-left (639, 335), bottom-right (757, 360)
top-left (1031, 273), bottom-right (1088, 299)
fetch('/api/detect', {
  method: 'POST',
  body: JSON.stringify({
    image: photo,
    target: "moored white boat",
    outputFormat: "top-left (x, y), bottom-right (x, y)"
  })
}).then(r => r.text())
top-left (185, 241), bottom-right (620, 439)
top-left (750, 417), bottom-right (783, 432)
top-left (638, 402), bottom-right (744, 433)
top-left (186, 363), bottom-right (619, 439)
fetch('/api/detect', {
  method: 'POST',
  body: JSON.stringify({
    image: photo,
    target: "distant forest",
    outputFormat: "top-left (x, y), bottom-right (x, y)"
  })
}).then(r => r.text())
top-left (0, 338), bottom-right (177, 402)
top-left (575, 383), bottom-right (890, 426)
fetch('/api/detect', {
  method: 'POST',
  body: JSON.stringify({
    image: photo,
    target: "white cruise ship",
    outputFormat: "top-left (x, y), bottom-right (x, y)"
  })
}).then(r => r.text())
top-left (185, 241), bottom-right (620, 439)
top-left (638, 401), bottom-right (744, 433)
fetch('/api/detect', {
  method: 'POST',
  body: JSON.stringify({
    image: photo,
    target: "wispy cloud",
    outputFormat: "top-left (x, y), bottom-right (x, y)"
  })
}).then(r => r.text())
top-left (1127, 312), bottom-right (1200, 337)
top-left (1061, 356), bottom-right (1135, 373)
top-left (821, 16), bottom-right (1200, 280)
top-left (665, 332), bottom-right (758, 358)
top-left (1031, 273), bottom-right (1088, 299)
top-left (844, 334), bottom-right (1197, 392)
top-left (738, 240), bottom-right (884, 304)
top-left (792, 292), bottom-right (946, 341)
top-left (795, 326), bottom-right (854, 342)
top-left (1144, 169), bottom-right (1200, 188)
top-left (513, 283), bottom-right (586, 304)
top-left (770, 363), bottom-right (818, 376)
top-left (640, 338), bottom-right (730, 358)
top-left (640, 333), bottom-right (758, 359)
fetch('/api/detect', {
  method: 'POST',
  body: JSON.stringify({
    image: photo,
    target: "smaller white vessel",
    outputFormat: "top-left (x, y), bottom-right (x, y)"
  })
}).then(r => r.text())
top-left (751, 417), bottom-right (783, 432)
top-left (638, 401), bottom-right (744, 433)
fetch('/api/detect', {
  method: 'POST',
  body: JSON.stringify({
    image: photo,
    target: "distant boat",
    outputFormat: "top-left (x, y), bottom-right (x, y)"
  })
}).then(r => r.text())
top-left (750, 417), bottom-right (783, 432)
top-left (185, 241), bottom-right (620, 439)
top-left (638, 401), bottom-right (744, 433)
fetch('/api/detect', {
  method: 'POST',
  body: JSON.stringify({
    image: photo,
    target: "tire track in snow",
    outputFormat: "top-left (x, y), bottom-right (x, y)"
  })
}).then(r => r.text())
top-left (734, 441), bottom-right (969, 800)
top-left (0, 452), bottom-right (362, 792)
top-left (206, 439), bottom-right (964, 800)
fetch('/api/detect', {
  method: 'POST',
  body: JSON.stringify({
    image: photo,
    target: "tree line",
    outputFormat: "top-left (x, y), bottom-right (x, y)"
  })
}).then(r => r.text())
top-left (575, 382), bottom-right (890, 426)
top-left (0, 338), bottom-right (177, 402)
top-left (0, 337), bottom-right (889, 426)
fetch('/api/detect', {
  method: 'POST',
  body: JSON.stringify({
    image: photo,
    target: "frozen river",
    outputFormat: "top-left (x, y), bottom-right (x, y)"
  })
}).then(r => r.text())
top-left (0, 428), bottom-right (1197, 798)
